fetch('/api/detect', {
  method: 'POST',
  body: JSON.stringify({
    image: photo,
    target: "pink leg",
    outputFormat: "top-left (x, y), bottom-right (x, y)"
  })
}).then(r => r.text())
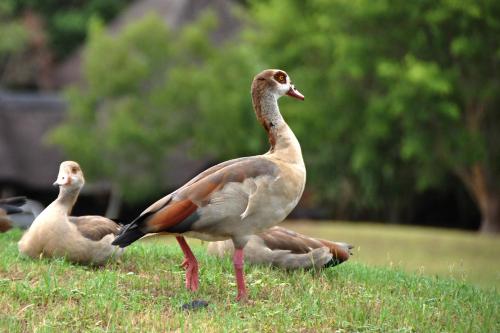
top-left (176, 236), bottom-right (199, 292)
top-left (233, 248), bottom-right (248, 301)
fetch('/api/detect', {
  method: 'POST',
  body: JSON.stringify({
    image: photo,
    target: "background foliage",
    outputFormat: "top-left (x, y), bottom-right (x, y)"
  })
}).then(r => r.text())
top-left (51, 0), bottom-right (500, 231)
top-left (0, 2), bottom-right (28, 85)
top-left (11, 0), bottom-right (131, 59)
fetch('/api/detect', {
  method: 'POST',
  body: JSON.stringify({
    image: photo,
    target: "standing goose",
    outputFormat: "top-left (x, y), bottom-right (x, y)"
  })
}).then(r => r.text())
top-left (113, 69), bottom-right (305, 301)
top-left (208, 226), bottom-right (353, 269)
top-left (18, 161), bottom-right (123, 265)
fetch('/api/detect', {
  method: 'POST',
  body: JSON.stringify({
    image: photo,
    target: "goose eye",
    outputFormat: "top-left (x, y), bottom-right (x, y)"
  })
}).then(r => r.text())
top-left (274, 72), bottom-right (287, 84)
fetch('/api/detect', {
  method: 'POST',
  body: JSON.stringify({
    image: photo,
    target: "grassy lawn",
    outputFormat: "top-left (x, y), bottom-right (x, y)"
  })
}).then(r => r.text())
top-left (283, 221), bottom-right (500, 290)
top-left (1, 224), bottom-right (499, 332)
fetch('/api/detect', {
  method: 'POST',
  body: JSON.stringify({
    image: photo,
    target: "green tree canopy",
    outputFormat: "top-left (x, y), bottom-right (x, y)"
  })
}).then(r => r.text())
top-left (0, 2), bottom-right (28, 85)
top-left (241, 0), bottom-right (500, 232)
top-left (50, 12), bottom-right (261, 203)
top-left (12, 0), bottom-right (131, 59)
top-left (51, 15), bottom-right (175, 203)
top-left (51, 1), bottom-right (500, 232)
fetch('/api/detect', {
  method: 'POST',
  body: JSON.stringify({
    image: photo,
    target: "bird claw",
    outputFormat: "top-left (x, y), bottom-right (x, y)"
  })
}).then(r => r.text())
top-left (180, 258), bottom-right (189, 269)
top-left (236, 291), bottom-right (249, 303)
top-left (176, 237), bottom-right (200, 292)
top-left (181, 257), bottom-right (199, 291)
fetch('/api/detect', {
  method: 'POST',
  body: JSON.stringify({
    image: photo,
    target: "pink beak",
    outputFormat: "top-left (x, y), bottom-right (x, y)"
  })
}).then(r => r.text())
top-left (286, 85), bottom-right (305, 100)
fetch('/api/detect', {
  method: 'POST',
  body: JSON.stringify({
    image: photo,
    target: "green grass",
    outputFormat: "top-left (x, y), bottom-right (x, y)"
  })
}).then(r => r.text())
top-left (283, 221), bottom-right (500, 290)
top-left (1, 224), bottom-right (499, 332)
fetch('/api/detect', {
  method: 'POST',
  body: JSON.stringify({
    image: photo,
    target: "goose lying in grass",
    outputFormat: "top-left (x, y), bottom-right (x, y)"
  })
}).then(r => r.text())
top-left (113, 69), bottom-right (306, 301)
top-left (18, 161), bottom-right (123, 265)
top-left (207, 226), bottom-right (353, 269)
top-left (0, 197), bottom-right (26, 232)
top-left (7, 197), bottom-right (44, 229)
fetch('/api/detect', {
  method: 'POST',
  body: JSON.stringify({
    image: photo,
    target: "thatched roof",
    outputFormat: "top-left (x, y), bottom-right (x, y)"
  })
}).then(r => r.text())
top-left (54, 0), bottom-right (239, 88)
top-left (0, 90), bottom-right (210, 191)
top-left (0, 91), bottom-right (65, 188)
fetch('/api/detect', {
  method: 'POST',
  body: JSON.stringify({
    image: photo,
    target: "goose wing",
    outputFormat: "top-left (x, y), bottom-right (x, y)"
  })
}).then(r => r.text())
top-left (113, 156), bottom-right (279, 247)
top-left (258, 226), bottom-right (353, 263)
top-left (69, 216), bottom-right (121, 241)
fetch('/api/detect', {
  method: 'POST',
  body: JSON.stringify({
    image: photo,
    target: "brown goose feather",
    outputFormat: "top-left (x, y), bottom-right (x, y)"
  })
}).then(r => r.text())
top-left (208, 226), bottom-right (353, 269)
top-left (118, 156), bottom-right (279, 235)
top-left (259, 227), bottom-right (352, 262)
top-left (69, 216), bottom-right (121, 241)
top-left (0, 213), bottom-right (13, 233)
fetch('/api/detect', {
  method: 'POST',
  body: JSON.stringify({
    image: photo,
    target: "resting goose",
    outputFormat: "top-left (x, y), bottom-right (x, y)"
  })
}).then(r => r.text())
top-left (208, 226), bottom-right (353, 269)
top-left (8, 198), bottom-right (45, 229)
top-left (18, 161), bottom-right (123, 265)
top-left (0, 197), bottom-right (26, 232)
top-left (113, 69), bottom-right (306, 301)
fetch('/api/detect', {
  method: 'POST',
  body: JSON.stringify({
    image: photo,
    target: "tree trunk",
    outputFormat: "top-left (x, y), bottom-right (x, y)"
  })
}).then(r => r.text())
top-left (456, 164), bottom-right (500, 233)
top-left (479, 195), bottom-right (500, 233)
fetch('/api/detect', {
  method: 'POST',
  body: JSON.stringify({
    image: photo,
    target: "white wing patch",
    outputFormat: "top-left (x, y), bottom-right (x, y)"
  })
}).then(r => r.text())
top-left (240, 180), bottom-right (258, 220)
top-left (240, 175), bottom-right (280, 220)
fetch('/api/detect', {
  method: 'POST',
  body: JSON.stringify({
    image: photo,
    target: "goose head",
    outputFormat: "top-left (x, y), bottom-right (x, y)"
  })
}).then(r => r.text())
top-left (53, 161), bottom-right (85, 190)
top-left (252, 69), bottom-right (304, 101)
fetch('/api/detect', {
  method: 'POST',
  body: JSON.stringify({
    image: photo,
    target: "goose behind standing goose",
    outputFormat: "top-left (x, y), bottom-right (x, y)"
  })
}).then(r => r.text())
top-left (18, 161), bottom-right (123, 265)
top-left (113, 69), bottom-right (306, 301)
top-left (208, 226), bottom-right (353, 269)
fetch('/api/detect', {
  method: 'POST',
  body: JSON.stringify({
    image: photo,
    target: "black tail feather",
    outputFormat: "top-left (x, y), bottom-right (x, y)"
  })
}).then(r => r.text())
top-left (0, 204), bottom-right (24, 215)
top-left (323, 258), bottom-right (343, 268)
top-left (112, 213), bottom-right (152, 248)
top-left (112, 227), bottom-right (145, 248)
top-left (0, 196), bottom-right (27, 207)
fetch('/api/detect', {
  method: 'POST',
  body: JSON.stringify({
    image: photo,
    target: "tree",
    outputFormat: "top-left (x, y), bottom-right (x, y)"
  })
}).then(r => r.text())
top-left (0, 2), bottom-right (28, 87)
top-left (11, 0), bottom-right (131, 60)
top-left (50, 15), bottom-right (177, 206)
top-left (49, 11), bottom-right (261, 207)
top-left (241, 0), bottom-right (500, 232)
top-left (51, 1), bottom-right (500, 232)
top-left (0, 0), bottom-right (130, 89)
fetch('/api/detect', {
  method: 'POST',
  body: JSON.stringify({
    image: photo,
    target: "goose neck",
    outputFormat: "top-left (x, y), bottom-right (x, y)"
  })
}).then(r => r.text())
top-left (55, 187), bottom-right (80, 214)
top-left (252, 90), bottom-right (287, 150)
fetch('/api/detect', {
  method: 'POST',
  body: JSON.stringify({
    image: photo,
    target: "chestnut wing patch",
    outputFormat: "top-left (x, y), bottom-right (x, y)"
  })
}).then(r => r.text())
top-left (146, 199), bottom-right (199, 232)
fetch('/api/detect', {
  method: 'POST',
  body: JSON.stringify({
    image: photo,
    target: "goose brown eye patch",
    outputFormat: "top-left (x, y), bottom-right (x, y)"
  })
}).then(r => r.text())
top-left (274, 71), bottom-right (287, 84)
